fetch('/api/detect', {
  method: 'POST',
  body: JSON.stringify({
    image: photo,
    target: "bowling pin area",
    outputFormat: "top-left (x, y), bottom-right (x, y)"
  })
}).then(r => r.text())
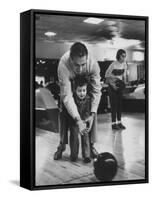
top-left (35, 111), bottom-right (145, 186)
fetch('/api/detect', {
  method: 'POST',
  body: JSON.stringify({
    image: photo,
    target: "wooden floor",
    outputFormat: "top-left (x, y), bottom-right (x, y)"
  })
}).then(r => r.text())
top-left (35, 113), bottom-right (145, 186)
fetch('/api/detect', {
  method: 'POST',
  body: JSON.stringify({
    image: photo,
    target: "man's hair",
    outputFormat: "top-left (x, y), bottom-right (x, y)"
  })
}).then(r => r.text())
top-left (74, 74), bottom-right (89, 89)
top-left (70, 42), bottom-right (88, 59)
top-left (116, 49), bottom-right (126, 61)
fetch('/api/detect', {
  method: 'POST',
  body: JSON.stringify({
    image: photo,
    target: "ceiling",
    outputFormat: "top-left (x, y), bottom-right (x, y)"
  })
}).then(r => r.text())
top-left (35, 14), bottom-right (145, 49)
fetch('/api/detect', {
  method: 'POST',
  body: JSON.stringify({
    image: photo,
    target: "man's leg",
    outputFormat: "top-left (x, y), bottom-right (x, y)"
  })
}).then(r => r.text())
top-left (81, 133), bottom-right (91, 163)
top-left (54, 111), bottom-right (68, 160)
top-left (88, 115), bottom-right (98, 158)
top-left (69, 125), bottom-right (79, 162)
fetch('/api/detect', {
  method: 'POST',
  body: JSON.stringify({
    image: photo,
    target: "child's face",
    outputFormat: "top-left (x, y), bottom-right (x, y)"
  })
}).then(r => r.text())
top-left (75, 85), bottom-right (87, 100)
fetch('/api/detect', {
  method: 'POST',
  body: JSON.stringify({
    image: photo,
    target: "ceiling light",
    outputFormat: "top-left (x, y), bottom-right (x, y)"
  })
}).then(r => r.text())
top-left (84, 18), bottom-right (104, 24)
top-left (44, 32), bottom-right (56, 36)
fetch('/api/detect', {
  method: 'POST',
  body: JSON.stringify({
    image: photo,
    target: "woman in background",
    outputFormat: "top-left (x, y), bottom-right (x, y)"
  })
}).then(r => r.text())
top-left (105, 49), bottom-right (127, 130)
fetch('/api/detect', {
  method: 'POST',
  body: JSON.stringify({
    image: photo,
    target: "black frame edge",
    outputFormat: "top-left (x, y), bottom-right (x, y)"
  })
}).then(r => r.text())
top-left (145, 16), bottom-right (149, 183)
top-left (30, 9), bottom-right (149, 19)
top-left (20, 10), bottom-right (34, 190)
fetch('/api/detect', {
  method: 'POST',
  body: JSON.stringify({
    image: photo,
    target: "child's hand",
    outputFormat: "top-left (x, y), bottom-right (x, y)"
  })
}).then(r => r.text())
top-left (85, 114), bottom-right (94, 133)
top-left (80, 128), bottom-right (89, 135)
top-left (76, 119), bottom-right (86, 134)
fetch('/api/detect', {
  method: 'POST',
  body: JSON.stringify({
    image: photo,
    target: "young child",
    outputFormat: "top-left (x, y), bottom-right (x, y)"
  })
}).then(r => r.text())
top-left (69, 74), bottom-right (93, 163)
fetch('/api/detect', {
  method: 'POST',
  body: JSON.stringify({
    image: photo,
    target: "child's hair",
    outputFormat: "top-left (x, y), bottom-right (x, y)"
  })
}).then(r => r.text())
top-left (74, 74), bottom-right (89, 90)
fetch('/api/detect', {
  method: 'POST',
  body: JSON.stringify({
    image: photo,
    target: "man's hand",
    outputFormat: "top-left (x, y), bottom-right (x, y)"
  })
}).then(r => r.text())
top-left (84, 113), bottom-right (95, 134)
top-left (76, 119), bottom-right (87, 135)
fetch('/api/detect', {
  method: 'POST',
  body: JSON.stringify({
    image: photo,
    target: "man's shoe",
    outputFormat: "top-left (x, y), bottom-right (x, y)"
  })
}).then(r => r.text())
top-left (118, 123), bottom-right (126, 129)
top-left (70, 156), bottom-right (78, 162)
top-left (112, 124), bottom-right (121, 130)
top-left (90, 146), bottom-right (98, 158)
top-left (83, 157), bottom-right (91, 163)
top-left (54, 144), bottom-right (66, 160)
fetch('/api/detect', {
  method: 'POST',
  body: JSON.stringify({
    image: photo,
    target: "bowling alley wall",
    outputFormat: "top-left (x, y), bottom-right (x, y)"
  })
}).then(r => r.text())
top-left (36, 40), bottom-right (144, 61)
top-left (36, 41), bottom-right (145, 83)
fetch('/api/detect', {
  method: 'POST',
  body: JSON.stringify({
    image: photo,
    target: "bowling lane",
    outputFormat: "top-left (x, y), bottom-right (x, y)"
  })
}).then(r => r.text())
top-left (35, 113), bottom-right (145, 186)
top-left (95, 113), bottom-right (145, 180)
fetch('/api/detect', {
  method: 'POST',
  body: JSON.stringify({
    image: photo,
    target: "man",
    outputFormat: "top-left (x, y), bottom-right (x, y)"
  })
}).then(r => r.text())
top-left (54, 42), bottom-right (101, 160)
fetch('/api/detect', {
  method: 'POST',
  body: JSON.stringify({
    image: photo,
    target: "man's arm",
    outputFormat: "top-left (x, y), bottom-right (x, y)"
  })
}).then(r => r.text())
top-left (84, 61), bottom-right (101, 133)
top-left (58, 60), bottom-right (80, 119)
top-left (58, 60), bottom-right (87, 134)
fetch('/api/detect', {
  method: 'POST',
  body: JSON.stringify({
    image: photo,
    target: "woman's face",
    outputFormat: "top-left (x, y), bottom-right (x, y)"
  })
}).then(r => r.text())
top-left (119, 53), bottom-right (126, 63)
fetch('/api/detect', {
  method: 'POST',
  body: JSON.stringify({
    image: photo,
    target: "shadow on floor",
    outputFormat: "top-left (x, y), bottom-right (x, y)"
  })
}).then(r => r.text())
top-left (10, 180), bottom-right (20, 186)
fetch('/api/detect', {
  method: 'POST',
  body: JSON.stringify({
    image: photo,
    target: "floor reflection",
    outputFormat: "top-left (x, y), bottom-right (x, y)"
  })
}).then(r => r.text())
top-left (36, 112), bottom-right (145, 185)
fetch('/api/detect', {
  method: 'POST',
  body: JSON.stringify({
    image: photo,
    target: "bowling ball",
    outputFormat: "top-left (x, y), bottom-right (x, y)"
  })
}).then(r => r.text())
top-left (94, 152), bottom-right (117, 181)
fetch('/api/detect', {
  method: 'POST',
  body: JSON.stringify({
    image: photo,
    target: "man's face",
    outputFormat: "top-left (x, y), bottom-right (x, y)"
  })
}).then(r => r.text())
top-left (71, 55), bottom-right (87, 74)
top-left (75, 85), bottom-right (87, 100)
top-left (119, 53), bottom-right (126, 63)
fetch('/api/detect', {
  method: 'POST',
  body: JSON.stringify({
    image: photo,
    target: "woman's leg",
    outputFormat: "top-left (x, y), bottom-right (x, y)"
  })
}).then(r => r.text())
top-left (117, 92), bottom-right (122, 122)
top-left (117, 92), bottom-right (126, 129)
top-left (108, 86), bottom-right (117, 123)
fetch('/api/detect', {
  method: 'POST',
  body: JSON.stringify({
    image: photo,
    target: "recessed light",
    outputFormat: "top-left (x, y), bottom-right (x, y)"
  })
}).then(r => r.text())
top-left (84, 18), bottom-right (104, 24)
top-left (44, 32), bottom-right (56, 36)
